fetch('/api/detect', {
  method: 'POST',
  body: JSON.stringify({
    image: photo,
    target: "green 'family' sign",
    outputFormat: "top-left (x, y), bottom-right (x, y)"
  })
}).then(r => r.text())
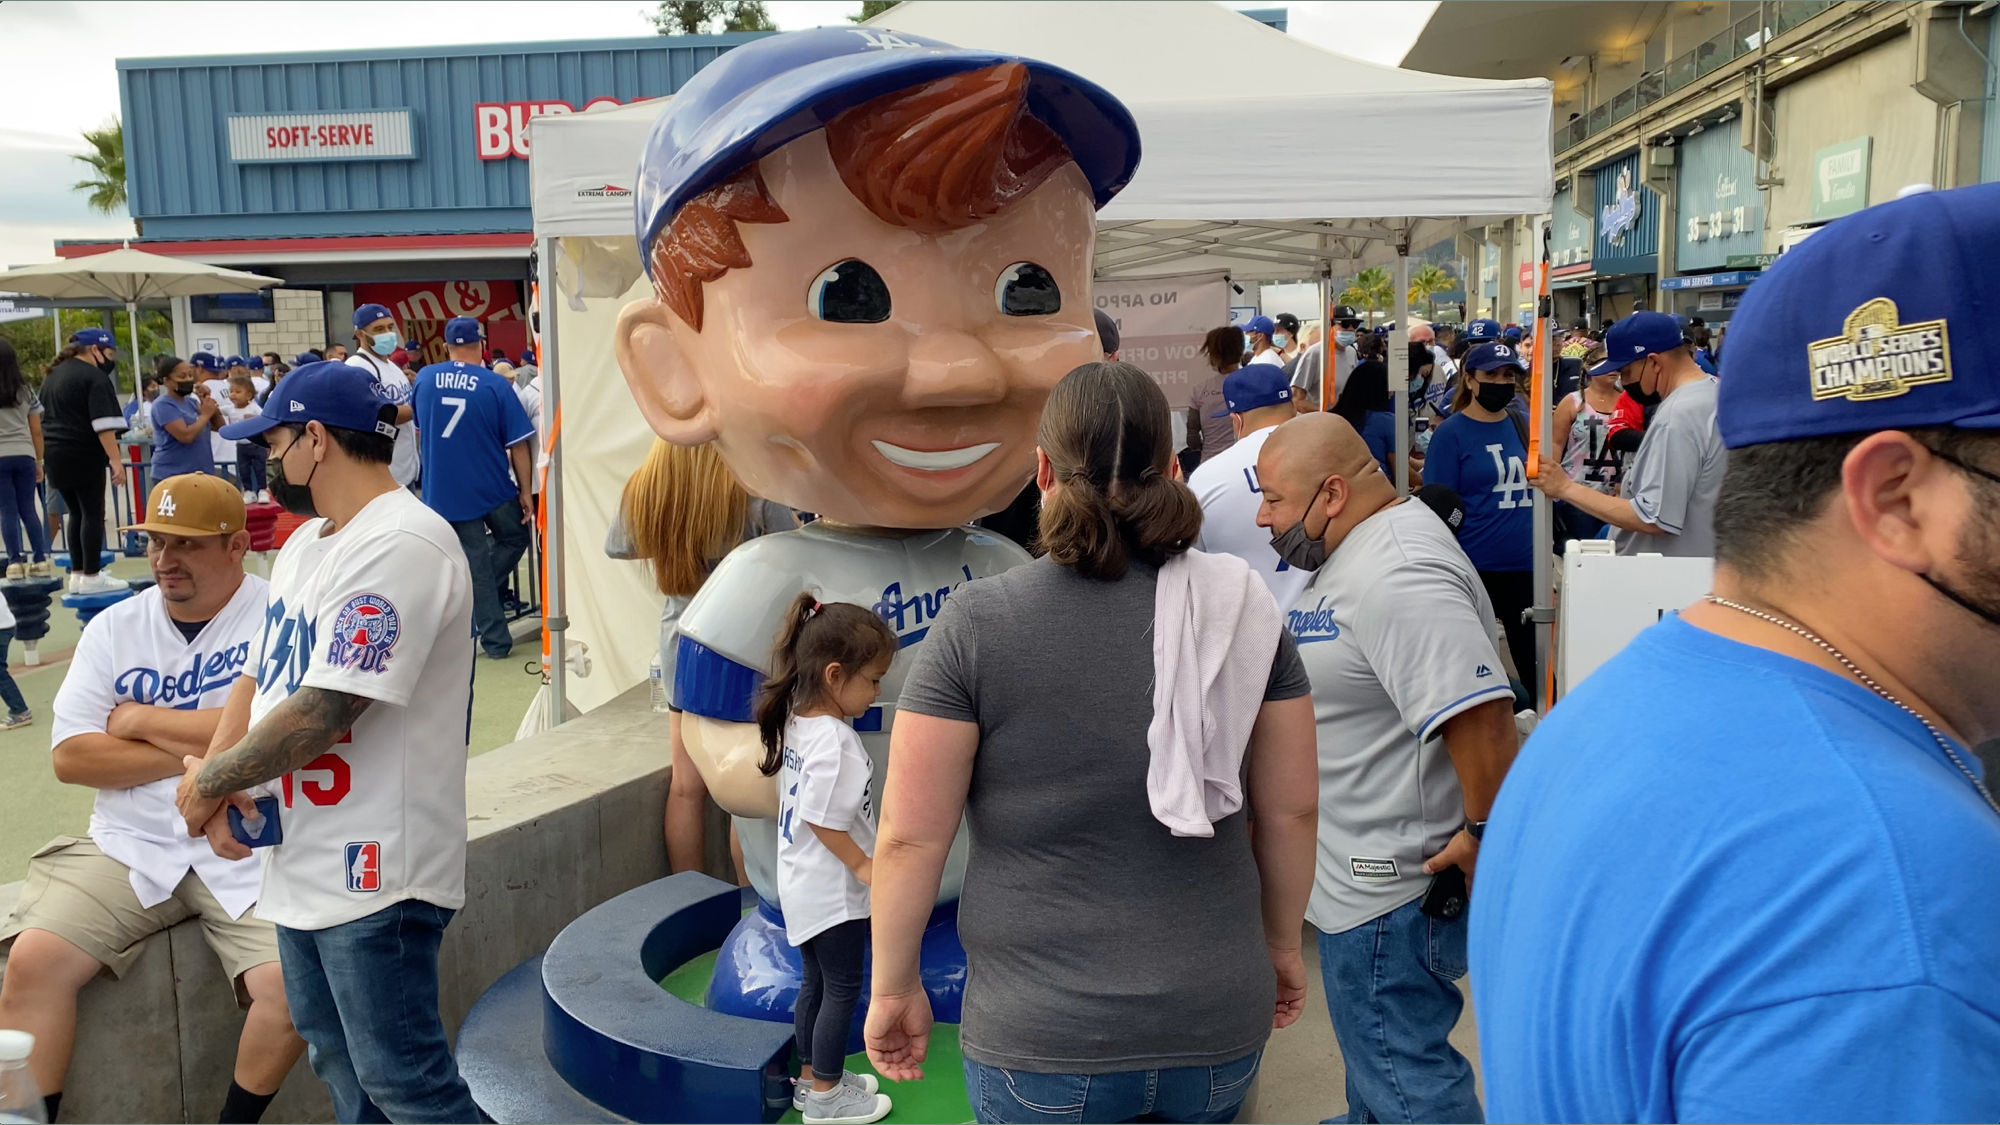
top-left (1811, 137), bottom-right (1872, 221)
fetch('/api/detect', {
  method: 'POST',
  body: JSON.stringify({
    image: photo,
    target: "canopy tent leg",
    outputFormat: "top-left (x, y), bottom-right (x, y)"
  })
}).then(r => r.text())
top-left (124, 301), bottom-right (140, 399)
top-left (538, 237), bottom-right (568, 722)
top-left (1391, 241), bottom-right (1412, 497)
top-left (1529, 218), bottom-right (1556, 708)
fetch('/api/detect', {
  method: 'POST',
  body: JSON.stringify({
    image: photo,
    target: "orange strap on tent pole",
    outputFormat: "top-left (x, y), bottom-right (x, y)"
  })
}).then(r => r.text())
top-left (535, 405), bottom-right (562, 673)
top-left (1524, 244), bottom-right (1553, 477)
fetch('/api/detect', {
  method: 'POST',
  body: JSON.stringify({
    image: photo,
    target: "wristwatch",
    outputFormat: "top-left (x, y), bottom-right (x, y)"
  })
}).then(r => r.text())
top-left (1465, 819), bottom-right (1488, 842)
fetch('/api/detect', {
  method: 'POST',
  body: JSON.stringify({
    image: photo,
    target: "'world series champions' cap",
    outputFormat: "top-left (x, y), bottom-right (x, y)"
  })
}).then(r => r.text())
top-left (633, 26), bottom-right (1142, 273)
top-left (1718, 182), bottom-right (2000, 448)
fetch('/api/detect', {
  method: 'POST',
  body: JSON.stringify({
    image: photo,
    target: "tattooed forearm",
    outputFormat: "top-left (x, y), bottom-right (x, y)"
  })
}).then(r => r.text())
top-left (196, 687), bottom-right (373, 797)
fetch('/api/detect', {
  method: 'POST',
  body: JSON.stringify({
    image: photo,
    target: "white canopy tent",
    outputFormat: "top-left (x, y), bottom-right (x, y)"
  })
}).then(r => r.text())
top-left (527, 1), bottom-right (1555, 715)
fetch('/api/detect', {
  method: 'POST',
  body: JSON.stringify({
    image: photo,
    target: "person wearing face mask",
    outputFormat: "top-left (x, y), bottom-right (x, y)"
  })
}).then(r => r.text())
top-left (1253, 412), bottom-right (1518, 1125)
top-left (1531, 310), bottom-right (1724, 558)
top-left (1286, 304), bottom-right (1362, 413)
top-left (1422, 341), bottom-right (1538, 705)
top-left (149, 356), bottom-right (224, 484)
top-left (345, 304), bottom-right (419, 490)
top-left (1241, 315), bottom-right (1284, 368)
top-left (40, 328), bottom-right (130, 594)
top-left (1472, 182), bottom-right (2000, 1124)
top-left (1190, 362), bottom-right (1318, 607)
top-left (1272, 312), bottom-right (1303, 364)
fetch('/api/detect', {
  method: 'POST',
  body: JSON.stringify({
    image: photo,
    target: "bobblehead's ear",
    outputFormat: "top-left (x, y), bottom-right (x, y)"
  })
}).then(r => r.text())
top-left (616, 296), bottom-right (717, 446)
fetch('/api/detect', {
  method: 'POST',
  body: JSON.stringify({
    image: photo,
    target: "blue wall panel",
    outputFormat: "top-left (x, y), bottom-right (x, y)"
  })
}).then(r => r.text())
top-left (1591, 151), bottom-right (1660, 274)
top-left (118, 34), bottom-right (765, 240)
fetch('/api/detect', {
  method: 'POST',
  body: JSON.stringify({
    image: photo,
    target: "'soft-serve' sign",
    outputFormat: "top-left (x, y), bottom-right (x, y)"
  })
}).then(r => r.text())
top-left (228, 111), bottom-right (417, 163)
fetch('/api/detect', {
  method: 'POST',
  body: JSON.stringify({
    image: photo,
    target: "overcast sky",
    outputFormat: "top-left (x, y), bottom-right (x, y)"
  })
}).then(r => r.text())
top-left (0, 0), bottom-right (1436, 268)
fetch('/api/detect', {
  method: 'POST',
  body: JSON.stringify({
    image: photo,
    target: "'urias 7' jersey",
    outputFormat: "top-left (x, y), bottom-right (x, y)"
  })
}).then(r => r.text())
top-left (249, 487), bottom-right (475, 931)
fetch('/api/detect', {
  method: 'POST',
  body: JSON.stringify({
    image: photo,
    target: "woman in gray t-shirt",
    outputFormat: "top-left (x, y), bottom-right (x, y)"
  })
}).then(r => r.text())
top-left (866, 362), bottom-right (1319, 1124)
top-left (0, 340), bottom-right (49, 576)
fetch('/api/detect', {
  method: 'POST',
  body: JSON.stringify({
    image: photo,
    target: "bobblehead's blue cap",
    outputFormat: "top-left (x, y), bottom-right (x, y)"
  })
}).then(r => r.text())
top-left (352, 303), bottom-right (393, 329)
top-left (443, 317), bottom-right (483, 345)
top-left (1214, 363), bottom-right (1294, 416)
top-left (221, 361), bottom-right (399, 441)
top-left (190, 351), bottom-right (221, 372)
top-left (1588, 311), bottom-right (1684, 377)
top-left (1463, 319), bottom-right (1502, 343)
top-left (633, 26), bottom-right (1141, 272)
top-left (70, 327), bottom-right (114, 348)
top-left (1465, 341), bottom-right (1526, 373)
top-left (1719, 182), bottom-right (2000, 449)
top-left (1242, 315), bottom-right (1276, 337)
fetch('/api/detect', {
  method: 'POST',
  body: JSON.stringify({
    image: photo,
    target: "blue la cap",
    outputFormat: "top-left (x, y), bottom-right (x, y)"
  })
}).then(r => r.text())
top-left (1213, 363), bottom-right (1294, 416)
top-left (293, 352), bottom-right (320, 368)
top-left (220, 361), bottom-right (399, 441)
top-left (1719, 182), bottom-right (2000, 449)
top-left (1463, 319), bottom-right (1502, 343)
top-left (1465, 341), bottom-right (1526, 373)
top-left (634, 26), bottom-right (1140, 272)
top-left (1588, 310), bottom-right (1684, 377)
top-left (444, 317), bottom-right (483, 345)
top-left (520, 347), bottom-right (536, 365)
top-left (246, 355), bottom-right (263, 371)
top-left (70, 327), bottom-right (114, 348)
top-left (1502, 326), bottom-right (1523, 343)
top-left (352, 303), bottom-right (394, 330)
top-left (225, 355), bottom-right (246, 368)
top-left (1242, 315), bottom-right (1276, 337)
top-left (190, 351), bottom-right (221, 372)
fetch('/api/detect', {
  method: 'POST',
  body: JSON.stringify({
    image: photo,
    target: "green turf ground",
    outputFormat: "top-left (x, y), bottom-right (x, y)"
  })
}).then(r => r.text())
top-left (660, 950), bottom-right (974, 1124)
top-left (0, 555), bottom-right (546, 884)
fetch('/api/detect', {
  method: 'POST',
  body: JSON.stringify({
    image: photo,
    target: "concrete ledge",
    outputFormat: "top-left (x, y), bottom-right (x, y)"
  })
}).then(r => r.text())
top-left (0, 685), bottom-right (683, 1124)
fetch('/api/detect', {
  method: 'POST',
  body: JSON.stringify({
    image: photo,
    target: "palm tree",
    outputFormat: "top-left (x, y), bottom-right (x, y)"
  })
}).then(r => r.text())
top-left (72, 120), bottom-right (127, 218)
top-left (1338, 267), bottom-right (1393, 324)
top-left (1407, 264), bottom-right (1455, 321)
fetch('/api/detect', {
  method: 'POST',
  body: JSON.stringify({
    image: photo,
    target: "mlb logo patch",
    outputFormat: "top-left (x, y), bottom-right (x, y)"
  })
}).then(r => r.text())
top-left (344, 841), bottom-right (382, 892)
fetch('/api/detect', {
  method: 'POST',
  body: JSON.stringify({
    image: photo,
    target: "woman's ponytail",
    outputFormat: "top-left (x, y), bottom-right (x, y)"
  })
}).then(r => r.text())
top-left (754, 592), bottom-right (819, 775)
top-left (752, 593), bottom-right (899, 775)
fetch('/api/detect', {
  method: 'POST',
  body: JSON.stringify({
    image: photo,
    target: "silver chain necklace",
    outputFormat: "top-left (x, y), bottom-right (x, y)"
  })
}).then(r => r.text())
top-left (1704, 595), bottom-right (1999, 817)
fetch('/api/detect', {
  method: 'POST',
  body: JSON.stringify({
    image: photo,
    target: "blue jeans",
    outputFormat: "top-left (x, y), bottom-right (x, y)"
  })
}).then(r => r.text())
top-left (275, 900), bottom-right (481, 1124)
top-left (962, 1051), bottom-right (1260, 1124)
top-left (450, 499), bottom-right (529, 658)
top-left (0, 456), bottom-right (47, 564)
top-left (1317, 897), bottom-right (1483, 1124)
top-left (0, 628), bottom-right (25, 716)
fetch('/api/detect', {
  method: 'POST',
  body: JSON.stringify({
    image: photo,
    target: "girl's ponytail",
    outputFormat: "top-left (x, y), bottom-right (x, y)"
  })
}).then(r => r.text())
top-left (754, 593), bottom-right (820, 775)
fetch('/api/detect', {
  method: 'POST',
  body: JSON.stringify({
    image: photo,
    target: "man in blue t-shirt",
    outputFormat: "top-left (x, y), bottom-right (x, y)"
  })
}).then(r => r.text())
top-left (1471, 184), bottom-right (2000, 1122)
top-left (412, 317), bottom-right (534, 660)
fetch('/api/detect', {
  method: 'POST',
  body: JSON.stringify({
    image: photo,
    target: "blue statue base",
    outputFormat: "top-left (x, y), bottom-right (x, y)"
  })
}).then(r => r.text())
top-left (707, 896), bottom-right (968, 1057)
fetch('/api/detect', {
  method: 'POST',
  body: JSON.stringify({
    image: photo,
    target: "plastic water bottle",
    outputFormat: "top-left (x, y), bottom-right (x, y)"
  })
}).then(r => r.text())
top-left (0, 1029), bottom-right (47, 1123)
top-left (648, 653), bottom-right (669, 713)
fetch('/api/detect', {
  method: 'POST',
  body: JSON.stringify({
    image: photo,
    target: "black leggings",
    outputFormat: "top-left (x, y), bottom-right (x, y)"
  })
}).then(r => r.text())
top-left (1479, 568), bottom-right (1537, 710)
top-left (44, 446), bottom-right (108, 576)
top-left (795, 918), bottom-right (868, 1083)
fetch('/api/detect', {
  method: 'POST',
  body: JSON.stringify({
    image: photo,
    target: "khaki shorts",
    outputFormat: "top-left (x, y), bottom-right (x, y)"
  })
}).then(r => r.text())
top-left (0, 836), bottom-right (278, 1004)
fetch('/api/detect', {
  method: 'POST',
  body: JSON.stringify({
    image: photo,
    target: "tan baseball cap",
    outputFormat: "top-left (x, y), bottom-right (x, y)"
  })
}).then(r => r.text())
top-left (121, 474), bottom-right (246, 537)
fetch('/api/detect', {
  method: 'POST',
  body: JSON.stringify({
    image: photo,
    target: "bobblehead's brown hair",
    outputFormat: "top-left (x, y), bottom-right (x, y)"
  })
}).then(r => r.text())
top-left (1037, 362), bottom-right (1203, 581)
top-left (646, 62), bottom-right (1076, 331)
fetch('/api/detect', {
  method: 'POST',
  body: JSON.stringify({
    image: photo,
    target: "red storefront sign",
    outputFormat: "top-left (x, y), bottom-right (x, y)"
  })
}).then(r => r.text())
top-left (475, 99), bottom-right (627, 160)
top-left (1518, 263), bottom-right (1536, 289)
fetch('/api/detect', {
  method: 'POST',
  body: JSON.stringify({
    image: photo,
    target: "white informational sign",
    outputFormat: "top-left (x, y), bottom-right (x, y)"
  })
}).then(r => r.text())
top-left (1557, 541), bottom-right (1714, 697)
top-left (1094, 272), bottom-right (1230, 411)
top-left (227, 110), bottom-right (416, 163)
top-left (1228, 305), bottom-right (1258, 328)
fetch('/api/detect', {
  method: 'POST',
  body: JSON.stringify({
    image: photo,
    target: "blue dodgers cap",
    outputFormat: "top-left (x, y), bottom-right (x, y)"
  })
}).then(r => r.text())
top-left (352, 303), bottom-right (393, 330)
top-left (1463, 319), bottom-right (1502, 343)
top-left (293, 352), bottom-right (320, 368)
top-left (633, 26), bottom-right (1140, 272)
top-left (190, 351), bottom-right (222, 372)
top-left (1502, 325), bottom-right (1523, 343)
top-left (1719, 182), bottom-right (2000, 449)
top-left (1465, 341), bottom-right (1527, 373)
top-left (1588, 310), bottom-right (1684, 377)
top-left (1242, 315), bottom-right (1276, 337)
top-left (70, 327), bottom-right (114, 348)
top-left (220, 361), bottom-right (399, 441)
top-left (225, 355), bottom-right (246, 368)
top-left (246, 355), bottom-right (264, 371)
top-left (443, 316), bottom-right (483, 345)
top-left (1213, 363), bottom-right (1294, 416)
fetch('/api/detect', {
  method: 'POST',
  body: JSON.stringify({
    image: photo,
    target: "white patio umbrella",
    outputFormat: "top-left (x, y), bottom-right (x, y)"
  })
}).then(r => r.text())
top-left (0, 246), bottom-right (282, 394)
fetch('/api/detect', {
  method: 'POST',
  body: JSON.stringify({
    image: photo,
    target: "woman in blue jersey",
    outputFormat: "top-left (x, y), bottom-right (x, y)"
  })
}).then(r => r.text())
top-left (1421, 340), bottom-right (1537, 705)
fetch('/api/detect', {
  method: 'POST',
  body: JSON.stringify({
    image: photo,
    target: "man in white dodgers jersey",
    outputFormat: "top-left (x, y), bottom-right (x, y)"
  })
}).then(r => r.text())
top-left (175, 362), bottom-right (479, 1124)
top-left (0, 475), bottom-right (303, 1125)
top-left (1189, 363), bottom-right (1319, 609)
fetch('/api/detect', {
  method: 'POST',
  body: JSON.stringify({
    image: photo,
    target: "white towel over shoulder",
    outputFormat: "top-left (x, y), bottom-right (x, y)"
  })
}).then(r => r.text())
top-left (1148, 548), bottom-right (1285, 837)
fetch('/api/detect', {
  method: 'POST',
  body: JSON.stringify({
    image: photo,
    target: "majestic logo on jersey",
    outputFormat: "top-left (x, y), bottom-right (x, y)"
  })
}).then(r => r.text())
top-left (1807, 298), bottom-right (1950, 403)
top-left (1287, 597), bottom-right (1342, 645)
top-left (872, 565), bottom-right (976, 646)
top-left (327, 594), bottom-right (400, 674)
top-left (115, 642), bottom-right (253, 707)
top-left (344, 841), bottom-right (381, 892)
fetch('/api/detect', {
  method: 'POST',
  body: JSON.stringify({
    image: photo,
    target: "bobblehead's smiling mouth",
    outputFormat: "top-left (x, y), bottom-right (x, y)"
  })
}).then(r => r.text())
top-left (869, 440), bottom-right (1001, 472)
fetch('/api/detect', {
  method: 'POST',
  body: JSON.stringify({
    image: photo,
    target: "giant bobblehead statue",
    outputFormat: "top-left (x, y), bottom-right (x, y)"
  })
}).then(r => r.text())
top-left (615, 27), bottom-right (1140, 1015)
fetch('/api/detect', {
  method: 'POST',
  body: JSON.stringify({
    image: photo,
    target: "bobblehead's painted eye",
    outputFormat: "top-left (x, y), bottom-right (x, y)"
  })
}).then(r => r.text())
top-left (808, 260), bottom-right (891, 323)
top-left (995, 262), bottom-right (1060, 316)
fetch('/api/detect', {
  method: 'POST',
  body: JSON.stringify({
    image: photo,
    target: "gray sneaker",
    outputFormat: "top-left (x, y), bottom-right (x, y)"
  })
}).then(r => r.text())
top-left (800, 1080), bottom-right (890, 1125)
top-left (793, 1071), bottom-right (880, 1113)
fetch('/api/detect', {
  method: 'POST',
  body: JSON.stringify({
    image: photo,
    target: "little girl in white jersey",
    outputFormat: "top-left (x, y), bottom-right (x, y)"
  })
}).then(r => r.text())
top-left (755, 594), bottom-right (897, 1125)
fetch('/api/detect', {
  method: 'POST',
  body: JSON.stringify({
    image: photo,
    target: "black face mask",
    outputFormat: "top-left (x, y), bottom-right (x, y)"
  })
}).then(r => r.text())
top-left (268, 438), bottom-right (320, 518)
top-left (172, 380), bottom-right (196, 396)
top-left (1621, 380), bottom-right (1663, 408)
top-left (1475, 382), bottom-right (1518, 413)
top-left (94, 351), bottom-right (119, 375)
